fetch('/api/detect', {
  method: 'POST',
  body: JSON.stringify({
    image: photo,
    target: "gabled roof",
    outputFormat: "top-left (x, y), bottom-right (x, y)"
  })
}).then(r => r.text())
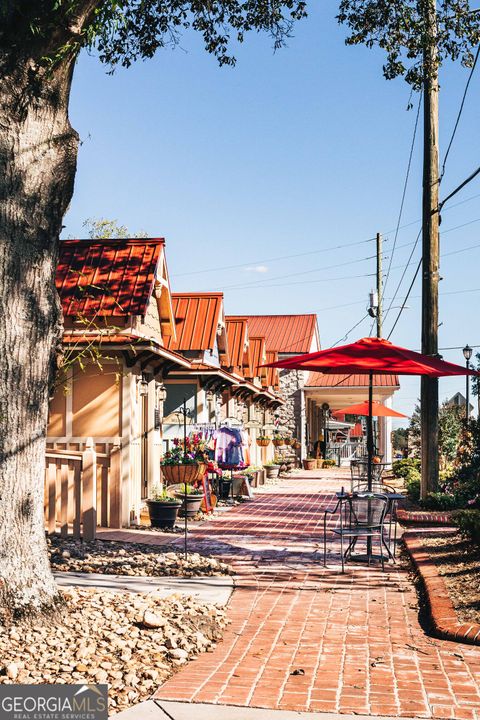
top-left (265, 351), bottom-right (280, 390)
top-left (225, 316), bottom-right (252, 377)
top-left (57, 238), bottom-right (164, 317)
top-left (240, 314), bottom-right (320, 354)
top-left (306, 372), bottom-right (400, 388)
top-left (250, 337), bottom-right (267, 381)
top-left (165, 292), bottom-right (224, 353)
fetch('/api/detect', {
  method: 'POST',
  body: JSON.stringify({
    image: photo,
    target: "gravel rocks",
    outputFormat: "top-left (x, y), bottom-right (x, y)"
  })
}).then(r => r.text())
top-left (0, 587), bottom-right (228, 714)
top-left (48, 538), bottom-right (232, 578)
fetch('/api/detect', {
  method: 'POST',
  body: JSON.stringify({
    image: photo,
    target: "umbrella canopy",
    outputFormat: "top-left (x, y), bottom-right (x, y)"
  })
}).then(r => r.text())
top-left (264, 336), bottom-right (478, 493)
top-left (266, 336), bottom-right (478, 377)
top-left (333, 400), bottom-right (407, 419)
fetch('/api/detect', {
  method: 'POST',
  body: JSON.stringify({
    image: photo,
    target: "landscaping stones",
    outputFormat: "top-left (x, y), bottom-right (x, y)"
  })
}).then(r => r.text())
top-left (48, 537), bottom-right (232, 578)
top-left (0, 587), bottom-right (228, 714)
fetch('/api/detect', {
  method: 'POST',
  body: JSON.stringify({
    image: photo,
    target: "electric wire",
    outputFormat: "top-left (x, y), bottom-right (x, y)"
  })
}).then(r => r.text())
top-left (383, 92), bottom-right (422, 299)
top-left (387, 258), bottom-right (422, 340)
top-left (331, 313), bottom-right (370, 348)
top-left (440, 45), bottom-right (480, 182)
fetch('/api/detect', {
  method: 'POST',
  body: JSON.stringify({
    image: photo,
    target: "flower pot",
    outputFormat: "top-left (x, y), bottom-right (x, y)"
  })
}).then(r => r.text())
top-left (283, 438), bottom-right (294, 446)
top-left (146, 499), bottom-right (182, 529)
top-left (303, 459), bottom-right (316, 471)
top-left (265, 465), bottom-right (280, 479)
top-left (176, 494), bottom-right (204, 518)
top-left (293, 442), bottom-right (301, 450)
top-left (162, 463), bottom-right (202, 485)
top-left (256, 438), bottom-right (271, 447)
top-left (315, 459), bottom-right (323, 469)
top-left (272, 439), bottom-right (284, 447)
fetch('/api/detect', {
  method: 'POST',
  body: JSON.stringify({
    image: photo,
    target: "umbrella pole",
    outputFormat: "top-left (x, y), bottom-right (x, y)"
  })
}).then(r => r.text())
top-left (367, 372), bottom-right (374, 560)
top-left (367, 372), bottom-right (373, 492)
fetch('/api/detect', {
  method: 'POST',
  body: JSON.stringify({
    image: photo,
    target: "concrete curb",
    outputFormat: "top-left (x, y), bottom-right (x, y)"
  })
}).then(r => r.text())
top-left (403, 531), bottom-right (480, 645)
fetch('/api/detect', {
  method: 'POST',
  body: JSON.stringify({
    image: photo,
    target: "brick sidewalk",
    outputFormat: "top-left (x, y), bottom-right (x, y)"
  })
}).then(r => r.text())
top-left (151, 472), bottom-right (480, 719)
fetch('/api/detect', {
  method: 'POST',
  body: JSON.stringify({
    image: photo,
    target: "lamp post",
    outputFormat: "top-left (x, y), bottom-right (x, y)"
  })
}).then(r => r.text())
top-left (463, 345), bottom-right (473, 421)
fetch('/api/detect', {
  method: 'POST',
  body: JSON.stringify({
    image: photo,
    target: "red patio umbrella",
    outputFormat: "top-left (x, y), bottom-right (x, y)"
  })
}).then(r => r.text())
top-left (333, 400), bottom-right (407, 419)
top-left (265, 336), bottom-right (477, 490)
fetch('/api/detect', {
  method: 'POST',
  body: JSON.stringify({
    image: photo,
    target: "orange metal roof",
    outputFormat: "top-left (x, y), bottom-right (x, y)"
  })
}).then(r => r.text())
top-left (62, 333), bottom-right (191, 367)
top-left (225, 317), bottom-right (251, 376)
top-left (266, 351), bottom-right (280, 390)
top-left (165, 293), bottom-right (224, 352)
top-left (240, 314), bottom-right (319, 354)
top-left (306, 372), bottom-right (400, 388)
top-left (57, 238), bottom-right (164, 317)
top-left (250, 337), bottom-right (267, 381)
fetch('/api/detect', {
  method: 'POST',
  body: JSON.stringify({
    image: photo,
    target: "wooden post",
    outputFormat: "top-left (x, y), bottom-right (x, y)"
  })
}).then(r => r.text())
top-left (82, 437), bottom-right (97, 540)
top-left (376, 232), bottom-right (382, 339)
top-left (109, 441), bottom-right (122, 528)
top-left (47, 460), bottom-right (56, 535)
top-left (420, 0), bottom-right (440, 499)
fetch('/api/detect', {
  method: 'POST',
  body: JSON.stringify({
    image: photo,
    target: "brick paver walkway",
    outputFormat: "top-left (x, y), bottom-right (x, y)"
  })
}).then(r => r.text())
top-left (150, 471), bottom-right (480, 719)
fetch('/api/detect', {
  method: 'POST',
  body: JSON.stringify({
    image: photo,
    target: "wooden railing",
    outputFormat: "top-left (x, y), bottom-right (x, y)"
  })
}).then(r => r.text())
top-left (44, 438), bottom-right (122, 539)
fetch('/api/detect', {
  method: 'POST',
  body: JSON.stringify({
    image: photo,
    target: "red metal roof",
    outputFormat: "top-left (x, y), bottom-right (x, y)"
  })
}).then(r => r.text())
top-left (225, 317), bottom-right (251, 376)
top-left (165, 292), bottom-right (224, 352)
top-left (250, 337), bottom-right (267, 381)
top-left (266, 351), bottom-right (280, 390)
top-left (57, 238), bottom-right (164, 317)
top-left (306, 372), bottom-right (400, 388)
top-left (241, 315), bottom-right (319, 354)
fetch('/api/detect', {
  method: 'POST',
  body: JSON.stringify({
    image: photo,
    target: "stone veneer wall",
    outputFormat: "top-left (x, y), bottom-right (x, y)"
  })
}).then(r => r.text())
top-left (277, 368), bottom-right (306, 439)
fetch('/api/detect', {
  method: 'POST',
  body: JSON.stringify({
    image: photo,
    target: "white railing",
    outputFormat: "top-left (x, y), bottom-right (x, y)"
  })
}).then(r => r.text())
top-left (326, 441), bottom-right (367, 466)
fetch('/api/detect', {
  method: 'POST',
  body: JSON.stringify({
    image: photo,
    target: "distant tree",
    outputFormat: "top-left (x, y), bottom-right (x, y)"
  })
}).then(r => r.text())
top-left (0, 2), bottom-right (307, 616)
top-left (392, 427), bottom-right (408, 452)
top-left (408, 400), bottom-right (463, 465)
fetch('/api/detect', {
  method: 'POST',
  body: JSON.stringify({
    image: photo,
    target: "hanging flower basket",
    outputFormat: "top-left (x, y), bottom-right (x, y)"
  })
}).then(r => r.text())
top-left (272, 438), bottom-right (284, 447)
top-left (257, 437), bottom-right (271, 447)
top-left (283, 437), bottom-right (294, 446)
top-left (162, 463), bottom-right (202, 485)
top-left (292, 441), bottom-right (301, 450)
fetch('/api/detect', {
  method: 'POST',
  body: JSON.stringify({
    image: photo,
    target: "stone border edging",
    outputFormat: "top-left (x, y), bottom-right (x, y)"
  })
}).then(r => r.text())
top-left (397, 508), bottom-right (453, 525)
top-left (403, 531), bottom-right (480, 645)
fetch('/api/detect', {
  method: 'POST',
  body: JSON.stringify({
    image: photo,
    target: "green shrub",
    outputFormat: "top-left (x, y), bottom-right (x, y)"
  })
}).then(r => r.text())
top-left (392, 458), bottom-right (421, 478)
top-left (422, 492), bottom-right (460, 511)
top-left (406, 477), bottom-right (420, 502)
top-left (453, 509), bottom-right (480, 545)
top-left (322, 459), bottom-right (336, 468)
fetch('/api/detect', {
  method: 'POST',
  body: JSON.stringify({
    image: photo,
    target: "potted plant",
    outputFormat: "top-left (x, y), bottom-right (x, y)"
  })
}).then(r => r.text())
top-left (175, 483), bottom-right (204, 518)
top-left (292, 438), bottom-right (301, 450)
top-left (264, 459), bottom-right (281, 479)
top-left (256, 435), bottom-right (271, 447)
top-left (146, 486), bottom-right (182, 529)
top-left (303, 457), bottom-right (316, 471)
top-left (161, 433), bottom-right (207, 484)
top-left (283, 435), bottom-right (294, 446)
top-left (272, 432), bottom-right (284, 447)
top-left (322, 458), bottom-right (336, 468)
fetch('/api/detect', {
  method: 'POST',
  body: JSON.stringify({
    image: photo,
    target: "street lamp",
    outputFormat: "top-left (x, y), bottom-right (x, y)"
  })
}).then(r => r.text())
top-left (463, 344), bottom-right (473, 420)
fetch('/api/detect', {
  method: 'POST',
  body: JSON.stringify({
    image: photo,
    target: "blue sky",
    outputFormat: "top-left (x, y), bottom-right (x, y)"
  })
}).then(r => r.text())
top-left (64, 2), bottom-right (480, 423)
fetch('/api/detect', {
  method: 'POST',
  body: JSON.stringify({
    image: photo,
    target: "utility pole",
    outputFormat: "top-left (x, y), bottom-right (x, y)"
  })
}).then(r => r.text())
top-left (420, 0), bottom-right (440, 499)
top-left (376, 232), bottom-right (383, 338)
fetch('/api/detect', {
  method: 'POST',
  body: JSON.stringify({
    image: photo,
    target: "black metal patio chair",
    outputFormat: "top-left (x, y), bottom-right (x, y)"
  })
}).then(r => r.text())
top-left (351, 481), bottom-right (398, 559)
top-left (323, 492), bottom-right (389, 572)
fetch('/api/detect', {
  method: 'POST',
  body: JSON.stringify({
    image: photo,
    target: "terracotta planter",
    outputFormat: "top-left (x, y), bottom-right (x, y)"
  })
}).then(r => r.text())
top-left (283, 438), bottom-right (294, 446)
top-left (272, 439), bottom-right (284, 447)
top-left (303, 459), bottom-right (316, 471)
top-left (256, 438), bottom-right (271, 447)
top-left (146, 499), bottom-right (182, 529)
top-left (162, 463), bottom-right (204, 485)
top-left (293, 442), bottom-right (301, 450)
top-left (265, 465), bottom-right (280, 479)
top-left (315, 459), bottom-right (323, 469)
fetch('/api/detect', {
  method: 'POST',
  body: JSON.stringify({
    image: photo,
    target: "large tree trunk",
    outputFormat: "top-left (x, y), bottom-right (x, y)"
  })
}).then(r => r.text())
top-left (0, 52), bottom-right (78, 615)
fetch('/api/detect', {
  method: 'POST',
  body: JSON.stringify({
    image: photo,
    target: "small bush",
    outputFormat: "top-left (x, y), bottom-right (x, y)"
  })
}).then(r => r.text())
top-left (422, 492), bottom-right (460, 511)
top-left (453, 509), bottom-right (480, 545)
top-left (322, 459), bottom-right (336, 468)
top-left (406, 477), bottom-right (420, 502)
top-left (392, 458), bottom-right (421, 478)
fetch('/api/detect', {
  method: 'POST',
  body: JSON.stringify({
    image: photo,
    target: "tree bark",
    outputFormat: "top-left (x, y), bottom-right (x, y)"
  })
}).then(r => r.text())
top-left (0, 51), bottom-right (78, 614)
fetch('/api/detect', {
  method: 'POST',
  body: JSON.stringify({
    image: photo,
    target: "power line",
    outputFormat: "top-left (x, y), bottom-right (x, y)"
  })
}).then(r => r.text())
top-left (387, 258), bottom-right (422, 339)
top-left (383, 92), bottom-right (422, 299)
top-left (440, 45), bottom-right (480, 182)
top-left (331, 313), bottom-right (370, 347)
top-left (380, 228), bottom-right (422, 323)
top-left (440, 164), bottom-right (480, 212)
